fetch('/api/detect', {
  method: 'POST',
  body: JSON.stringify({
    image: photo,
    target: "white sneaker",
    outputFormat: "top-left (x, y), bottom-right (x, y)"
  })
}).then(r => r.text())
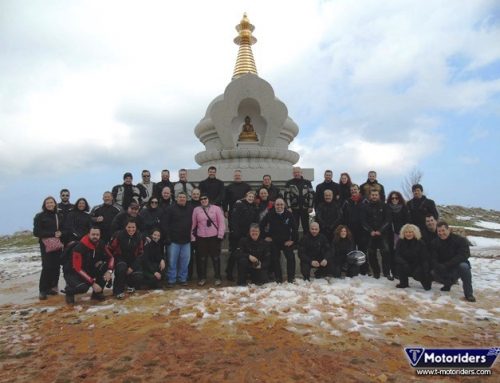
top-left (127, 287), bottom-right (135, 293)
top-left (214, 279), bottom-right (222, 286)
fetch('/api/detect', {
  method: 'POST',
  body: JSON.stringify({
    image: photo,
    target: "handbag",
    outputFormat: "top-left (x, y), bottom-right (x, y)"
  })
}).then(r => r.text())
top-left (42, 214), bottom-right (64, 253)
top-left (42, 237), bottom-right (64, 253)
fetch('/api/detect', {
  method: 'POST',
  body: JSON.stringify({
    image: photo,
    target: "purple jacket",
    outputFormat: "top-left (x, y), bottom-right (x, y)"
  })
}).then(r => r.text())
top-left (191, 205), bottom-right (226, 241)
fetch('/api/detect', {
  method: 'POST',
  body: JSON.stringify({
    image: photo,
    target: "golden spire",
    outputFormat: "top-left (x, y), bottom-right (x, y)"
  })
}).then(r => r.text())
top-left (232, 13), bottom-right (258, 79)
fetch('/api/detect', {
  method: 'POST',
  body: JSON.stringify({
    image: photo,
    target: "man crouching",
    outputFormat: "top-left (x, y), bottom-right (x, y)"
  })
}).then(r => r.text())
top-left (63, 227), bottom-right (114, 304)
top-left (236, 224), bottom-right (270, 286)
top-left (430, 221), bottom-right (476, 302)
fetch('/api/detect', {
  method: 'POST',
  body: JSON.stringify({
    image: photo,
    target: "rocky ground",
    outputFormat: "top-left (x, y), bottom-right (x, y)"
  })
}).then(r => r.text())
top-left (0, 207), bottom-right (499, 382)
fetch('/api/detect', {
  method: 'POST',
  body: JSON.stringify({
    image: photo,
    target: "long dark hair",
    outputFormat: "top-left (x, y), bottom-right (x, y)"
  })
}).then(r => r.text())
top-left (339, 172), bottom-right (352, 185)
top-left (74, 197), bottom-right (90, 212)
top-left (333, 225), bottom-right (352, 242)
top-left (386, 191), bottom-right (406, 205)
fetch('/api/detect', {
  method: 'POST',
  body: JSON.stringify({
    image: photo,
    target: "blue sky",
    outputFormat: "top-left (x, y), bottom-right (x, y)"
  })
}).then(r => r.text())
top-left (1, 0), bottom-right (499, 234)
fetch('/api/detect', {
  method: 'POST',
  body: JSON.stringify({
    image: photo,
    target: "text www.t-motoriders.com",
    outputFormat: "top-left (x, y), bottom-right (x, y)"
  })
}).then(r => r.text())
top-left (416, 368), bottom-right (492, 376)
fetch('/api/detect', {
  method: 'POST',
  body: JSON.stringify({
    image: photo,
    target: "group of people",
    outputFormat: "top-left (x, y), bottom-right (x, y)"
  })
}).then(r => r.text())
top-left (33, 166), bottom-right (476, 304)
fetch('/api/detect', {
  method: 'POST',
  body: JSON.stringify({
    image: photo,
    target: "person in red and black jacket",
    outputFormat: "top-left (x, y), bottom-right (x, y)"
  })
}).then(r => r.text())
top-left (63, 227), bottom-right (114, 304)
top-left (106, 219), bottom-right (144, 299)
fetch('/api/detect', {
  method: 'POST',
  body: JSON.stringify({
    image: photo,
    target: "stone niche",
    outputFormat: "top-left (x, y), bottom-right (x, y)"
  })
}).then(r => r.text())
top-left (188, 73), bottom-right (313, 186)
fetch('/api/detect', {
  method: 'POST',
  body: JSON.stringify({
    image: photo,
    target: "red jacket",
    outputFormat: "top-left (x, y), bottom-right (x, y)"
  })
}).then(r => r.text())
top-left (70, 235), bottom-right (114, 284)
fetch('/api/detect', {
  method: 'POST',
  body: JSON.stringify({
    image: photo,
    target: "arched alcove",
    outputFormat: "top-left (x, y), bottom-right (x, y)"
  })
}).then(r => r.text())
top-left (230, 98), bottom-right (267, 145)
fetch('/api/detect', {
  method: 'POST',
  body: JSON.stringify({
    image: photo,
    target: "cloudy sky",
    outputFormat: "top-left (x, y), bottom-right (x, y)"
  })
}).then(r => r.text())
top-left (1, 0), bottom-right (499, 234)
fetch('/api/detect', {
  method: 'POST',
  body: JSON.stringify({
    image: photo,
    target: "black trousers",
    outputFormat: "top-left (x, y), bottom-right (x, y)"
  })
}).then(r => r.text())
top-left (367, 236), bottom-right (390, 277)
top-left (292, 209), bottom-right (310, 234)
top-left (300, 261), bottom-right (334, 281)
top-left (397, 263), bottom-right (431, 290)
top-left (332, 256), bottom-right (359, 278)
top-left (113, 259), bottom-right (144, 295)
top-left (237, 257), bottom-right (269, 286)
top-left (143, 269), bottom-right (166, 289)
top-left (225, 235), bottom-right (240, 278)
top-left (196, 236), bottom-right (221, 280)
top-left (64, 262), bottom-right (107, 296)
top-left (271, 243), bottom-right (296, 283)
top-left (39, 244), bottom-right (62, 293)
top-left (387, 232), bottom-right (398, 277)
top-left (351, 226), bottom-right (369, 275)
top-left (432, 262), bottom-right (473, 297)
top-left (187, 241), bottom-right (197, 281)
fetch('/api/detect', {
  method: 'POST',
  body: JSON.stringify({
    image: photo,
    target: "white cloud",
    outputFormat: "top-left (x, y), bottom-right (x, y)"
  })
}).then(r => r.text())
top-left (0, 0), bottom-right (499, 181)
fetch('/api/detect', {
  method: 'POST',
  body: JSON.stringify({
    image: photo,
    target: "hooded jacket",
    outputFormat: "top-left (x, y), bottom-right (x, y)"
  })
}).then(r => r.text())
top-left (65, 234), bottom-right (114, 284)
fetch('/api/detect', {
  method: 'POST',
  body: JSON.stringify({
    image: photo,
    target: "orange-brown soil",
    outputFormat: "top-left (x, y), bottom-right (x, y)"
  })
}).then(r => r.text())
top-left (0, 288), bottom-right (498, 383)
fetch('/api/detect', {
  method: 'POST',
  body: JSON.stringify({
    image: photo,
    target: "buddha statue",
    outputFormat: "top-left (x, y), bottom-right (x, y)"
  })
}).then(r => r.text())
top-left (238, 115), bottom-right (258, 142)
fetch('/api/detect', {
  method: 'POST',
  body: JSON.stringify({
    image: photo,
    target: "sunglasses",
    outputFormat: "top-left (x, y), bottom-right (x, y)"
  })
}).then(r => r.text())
top-left (200, 197), bottom-right (208, 201)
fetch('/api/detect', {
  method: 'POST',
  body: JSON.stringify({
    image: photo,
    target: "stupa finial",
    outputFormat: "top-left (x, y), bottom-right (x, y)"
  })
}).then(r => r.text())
top-left (232, 13), bottom-right (258, 79)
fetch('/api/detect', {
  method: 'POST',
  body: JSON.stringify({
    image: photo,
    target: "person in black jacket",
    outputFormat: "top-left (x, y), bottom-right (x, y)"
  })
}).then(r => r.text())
top-left (142, 229), bottom-right (166, 289)
top-left (164, 192), bottom-right (193, 286)
top-left (110, 202), bottom-right (144, 236)
top-left (430, 221), bottom-right (475, 302)
top-left (394, 224), bottom-right (431, 290)
top-left (154, 169), bottom-right (175, 200)
top-left (314, 170), bottom-right (340, 207)
top-left (315, 189), bottom-right (343, 242)
top-left (298, 223), bottom-right (333, 281)
top-left (64, 197), bottom-right (92, 243)
top-left (256, 175), bottom-right (281, 202)
top-left (139, 197), bottom-right (162, 236)
top-left (90, 191), bottom-right (122, 244)
top-left (256, 187), bottom-right (274, 223)
top-left (331, 225), bottom-right (357, 278)
top-left (338, 173), bottom-right (352, 204)
top-left (112, 172), bottom-right (141, 210)
top-left (33, 196), bottom-right (66, 300)
top-left (63, 227), bottom-right (114, 304)
top-left (407, 184), bottom-right (439, 234)
top-left (224, 170), bottom-right (251, 217)
top-left (342, 184), bottom-right (369, 273)
top-left (386, 191), bottom-right (410, 278)
top-left (57, 188), bottom-right (74, 228)
top-left (199, 166), bottom-right (225, 207)
top-left (106, 220), bottom-right (144, 299)
top-left (421, 214), bottom-right (438, 249)
top-left (227, 191), bottom-right (259, 281)
top-left (284, 167), bottom-right (314, 233)
top-left (360, 170), bottom-right (385, 201)
top-left (237, 224), bottom-right (271, 286)
top-left (260, 198), bottom-right (299, 283)
top-left (361, 189), bottom-right (393, 279)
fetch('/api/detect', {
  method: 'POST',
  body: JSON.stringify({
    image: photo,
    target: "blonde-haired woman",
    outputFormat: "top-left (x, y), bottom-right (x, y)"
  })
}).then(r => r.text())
top-left (394, 224), bottom-right (431, 290)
